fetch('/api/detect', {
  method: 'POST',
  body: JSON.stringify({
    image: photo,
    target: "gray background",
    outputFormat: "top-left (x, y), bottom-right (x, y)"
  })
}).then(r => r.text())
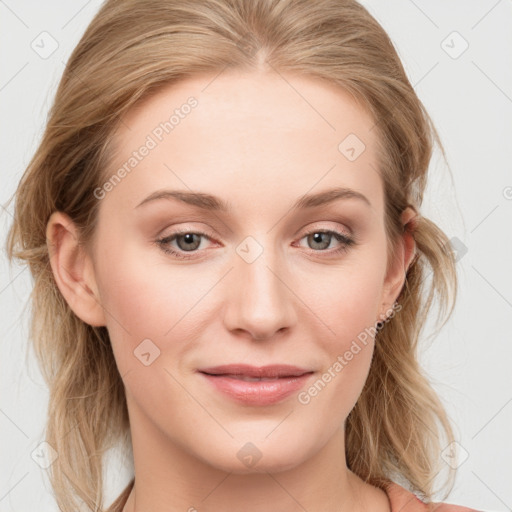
top-left (1, 0), bottom-right (511, 510)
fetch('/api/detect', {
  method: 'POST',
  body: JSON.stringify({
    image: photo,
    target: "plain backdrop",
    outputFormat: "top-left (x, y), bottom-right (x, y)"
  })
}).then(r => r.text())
top-left (1, 1), bottom-right (511, 511)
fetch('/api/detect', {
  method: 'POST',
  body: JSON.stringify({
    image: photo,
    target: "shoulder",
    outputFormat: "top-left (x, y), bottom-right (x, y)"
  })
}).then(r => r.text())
top-left (384, 482), bottom-right (480, 512)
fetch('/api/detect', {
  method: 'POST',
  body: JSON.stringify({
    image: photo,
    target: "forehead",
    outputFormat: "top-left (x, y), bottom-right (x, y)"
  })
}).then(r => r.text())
top-left (105, 70), bottom-right (384, 215)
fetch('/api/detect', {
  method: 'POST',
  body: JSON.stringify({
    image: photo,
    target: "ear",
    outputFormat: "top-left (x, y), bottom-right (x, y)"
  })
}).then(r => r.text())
top-left (378, 206), bottom-right (418, 321)
top-left (46, 211), bottom-right (106, 327)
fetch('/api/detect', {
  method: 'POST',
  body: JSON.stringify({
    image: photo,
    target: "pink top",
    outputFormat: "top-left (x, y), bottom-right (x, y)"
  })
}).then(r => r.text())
top-left (385, 482), bottom-right (479, 511)
top-left (108, 478), bottom-right (479, 511)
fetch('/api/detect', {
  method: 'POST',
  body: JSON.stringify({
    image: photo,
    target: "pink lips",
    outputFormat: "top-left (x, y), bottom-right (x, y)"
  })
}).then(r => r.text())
top-left (197, 364), bottom-right (314, 406)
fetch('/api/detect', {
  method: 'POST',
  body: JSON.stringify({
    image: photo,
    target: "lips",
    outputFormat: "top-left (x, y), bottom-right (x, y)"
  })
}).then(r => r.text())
top-left (197, 364), bottom-right (314, 406)
top-left (197, 364), bottom-right (312, 379)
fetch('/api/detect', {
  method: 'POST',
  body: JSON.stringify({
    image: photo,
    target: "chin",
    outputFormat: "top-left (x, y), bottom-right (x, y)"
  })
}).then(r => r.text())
top-left (198, 437), bottom-right (312, 475)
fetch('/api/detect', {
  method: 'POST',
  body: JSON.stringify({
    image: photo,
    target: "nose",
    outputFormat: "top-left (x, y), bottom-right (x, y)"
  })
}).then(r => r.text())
top-left (222, 242), bottom-right (297, 341)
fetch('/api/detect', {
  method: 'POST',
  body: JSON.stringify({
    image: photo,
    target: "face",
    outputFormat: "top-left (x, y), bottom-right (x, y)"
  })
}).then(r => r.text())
top-left (53, 69), bottom-right (411, 474)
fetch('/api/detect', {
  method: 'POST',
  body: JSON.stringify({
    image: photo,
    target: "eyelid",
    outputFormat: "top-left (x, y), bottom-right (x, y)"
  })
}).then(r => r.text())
top-left (297, 221), bottom-right (352, 238)
top-left (157, 225), bottom-right (217, 243)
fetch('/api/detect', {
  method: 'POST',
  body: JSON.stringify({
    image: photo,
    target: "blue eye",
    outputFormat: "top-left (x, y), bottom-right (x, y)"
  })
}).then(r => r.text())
top-left (155, 228), bottom-right (356, 260)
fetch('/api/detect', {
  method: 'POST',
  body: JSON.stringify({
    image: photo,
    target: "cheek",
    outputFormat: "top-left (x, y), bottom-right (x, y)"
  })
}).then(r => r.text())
top-left (92, 235), bottom-right (183, 371)
top-left (295, 251), bottom-right (386, 344)
top-left (295, 254), bottom-right (385, 412)
top-left (298, 292), bottom-right (378, 428)
top-left (93, 235), bottom-right (221, 378)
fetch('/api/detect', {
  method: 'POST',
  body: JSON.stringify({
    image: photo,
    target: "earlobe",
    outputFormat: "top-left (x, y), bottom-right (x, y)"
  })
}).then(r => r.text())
top-left (46, 211), bottom-right (106, 327)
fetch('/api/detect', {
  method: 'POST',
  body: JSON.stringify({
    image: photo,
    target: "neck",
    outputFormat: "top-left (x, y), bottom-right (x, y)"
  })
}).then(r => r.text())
top-left (121, 397), bottom-right (389, 512)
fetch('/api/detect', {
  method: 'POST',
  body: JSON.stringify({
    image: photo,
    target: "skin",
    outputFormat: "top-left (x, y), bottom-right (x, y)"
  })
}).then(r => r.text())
top-left (46, 69), bottom-right (416, 512)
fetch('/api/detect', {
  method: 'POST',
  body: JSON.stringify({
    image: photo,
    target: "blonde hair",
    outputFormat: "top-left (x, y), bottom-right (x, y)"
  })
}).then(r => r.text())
top-left (5, 0), bottom-right (459, 510)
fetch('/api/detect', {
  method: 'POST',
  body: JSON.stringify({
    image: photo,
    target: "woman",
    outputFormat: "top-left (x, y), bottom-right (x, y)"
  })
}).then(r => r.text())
top-left (6, 0), bottom-right (478, 510)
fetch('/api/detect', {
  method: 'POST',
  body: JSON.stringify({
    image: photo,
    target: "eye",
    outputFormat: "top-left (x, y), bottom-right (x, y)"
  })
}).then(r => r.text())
top-left (296, 229), bottom-right (356, 256)
top-left (155, 229), bottom-right (215, 260)
top-left (155, 227), bottom-right (357, 261)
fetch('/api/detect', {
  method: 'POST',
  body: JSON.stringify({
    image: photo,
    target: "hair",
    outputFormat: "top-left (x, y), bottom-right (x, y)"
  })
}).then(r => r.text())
top-left (5, 0), bottom-right (460, 510)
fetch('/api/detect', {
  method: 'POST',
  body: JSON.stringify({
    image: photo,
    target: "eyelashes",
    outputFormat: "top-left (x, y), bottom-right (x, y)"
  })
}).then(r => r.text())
top-left (155, 228), bottom-right (357, 261)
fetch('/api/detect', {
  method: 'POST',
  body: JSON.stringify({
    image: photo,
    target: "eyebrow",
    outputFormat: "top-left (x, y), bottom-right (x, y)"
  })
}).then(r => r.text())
top-left (135, 186), bottom-right (371, 211)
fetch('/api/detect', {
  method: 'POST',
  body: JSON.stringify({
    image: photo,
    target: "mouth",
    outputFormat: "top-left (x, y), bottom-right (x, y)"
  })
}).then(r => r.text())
top-left (197, 364), bottom-right (313, 379)
top-left (197, 364), bottom-right (314, 406)
top-left (204, 375), bottom-right (296, 382)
